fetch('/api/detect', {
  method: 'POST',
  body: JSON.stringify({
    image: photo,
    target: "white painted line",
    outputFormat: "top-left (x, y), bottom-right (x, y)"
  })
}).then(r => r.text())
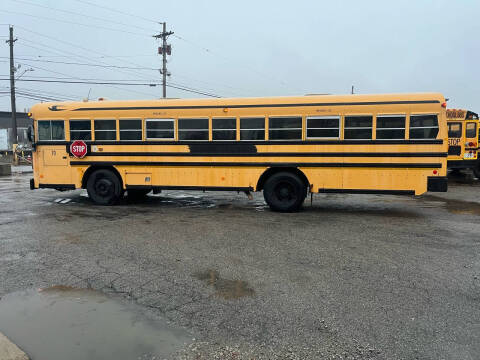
top-left (54, 198), bottom-right (63, 203)
top-left (59, 199), bottom-right (71, 204)
top-left (0, 332), bottom-right (29, 360)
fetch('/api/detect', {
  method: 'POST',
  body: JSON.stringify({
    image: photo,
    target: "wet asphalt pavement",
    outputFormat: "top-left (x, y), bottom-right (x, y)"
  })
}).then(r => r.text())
top-left (0, 171), bottom-right (479, 359)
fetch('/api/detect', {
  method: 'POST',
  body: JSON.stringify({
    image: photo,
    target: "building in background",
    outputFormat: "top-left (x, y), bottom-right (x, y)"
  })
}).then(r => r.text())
top-left (0, 111), bottom-right (32, 152)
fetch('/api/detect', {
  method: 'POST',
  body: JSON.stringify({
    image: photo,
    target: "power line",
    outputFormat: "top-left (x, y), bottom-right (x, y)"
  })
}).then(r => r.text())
top-left (10, 26), bottom-right (228, 98)
top-left (16, 86), bottom-right (81, 100)
top-left (6, 56), bottom-right (243, 95)
top-left (8, 0), bottom-right (156, 33)
top-left (72, 0), bottom-right (159, 24)
top-left (16, 91), bottom-right (73, 102)
top-left (15, 27), bottom-right (164, 82)
top-left (16, 34), bottom-right (163, 86)
top-left (173, 33), bottom-right (299, 92)
top-left (1, 78), bottom-right (160, 86)
top-left (0, 56), bottom-right (159, 70)
top-left (16, 38), bottom-right (154, 80)
top-left (14, 33), bottom-right (226, 97)
top-left (10, 54), bottom-right (158, 59)
top-left (0, 9), bottom-right (151, 37)
top-left (0, 79), bottom-right (222, 98)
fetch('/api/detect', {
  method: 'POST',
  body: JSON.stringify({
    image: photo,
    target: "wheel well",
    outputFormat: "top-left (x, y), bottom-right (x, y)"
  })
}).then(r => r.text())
top-left (82, 166), bottom-right (123, 189)
top-left (256, 167), bottom-right (310, 191)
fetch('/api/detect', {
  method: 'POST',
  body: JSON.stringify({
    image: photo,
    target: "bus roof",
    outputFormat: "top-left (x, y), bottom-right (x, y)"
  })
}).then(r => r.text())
top-left (30, 92), bottom-right (446, 116)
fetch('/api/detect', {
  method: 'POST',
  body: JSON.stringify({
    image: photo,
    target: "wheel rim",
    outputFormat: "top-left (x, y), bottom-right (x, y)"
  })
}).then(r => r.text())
top-left (94, 177), bottom-right (114, 199)
top-left (273, 181), bottom-right (297, 205)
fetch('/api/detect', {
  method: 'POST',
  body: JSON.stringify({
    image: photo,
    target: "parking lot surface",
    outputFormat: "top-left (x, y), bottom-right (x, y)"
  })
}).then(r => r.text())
top-left (0, 172), bottom-right (479, 359)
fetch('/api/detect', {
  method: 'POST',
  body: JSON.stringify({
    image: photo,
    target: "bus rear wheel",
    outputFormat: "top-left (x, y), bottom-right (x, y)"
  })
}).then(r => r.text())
top-left (473, 163), bottom-right (480, 179)
top-left (86, 169), bottom-right (122, 205)
top-left (263, 172), bottom-right (307, 212)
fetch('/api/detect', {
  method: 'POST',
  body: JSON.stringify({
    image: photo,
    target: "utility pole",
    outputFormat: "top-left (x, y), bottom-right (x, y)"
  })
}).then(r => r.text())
top-left (6, 26), bottom-right (18, 164)
top-left (153, 22), bottom-right (173, 98)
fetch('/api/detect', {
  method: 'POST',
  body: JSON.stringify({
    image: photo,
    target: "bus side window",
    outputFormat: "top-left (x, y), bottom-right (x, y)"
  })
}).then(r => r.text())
top-left (70, 120), bottom-right (92, 140)
top-left (94, 119), bottom-right (117, 140)
top-left (376, 115), bottom-right (405, 140)
top-left (306, 116), bottom-right (340, 139)
top-left (119, 119), bottom-right (142, 140)
top-left (409, 114), bottom-right (439, 139)
top-left (344, 116), bottom-right (372, 140)
top-left (38, 120), bottom-right (65, 141)
top-left (212, 118), bottom-right (236, 140)
top-left (145, 119), bottom-right (175, 140)
top-left (269, 116), bottom-right (302, 140)
top-left (178, 118), bottom-right (209, 141)
top-left (466, 123), bottom-right (477, 138)
top-left (240, 117), bottom-right (265, 140)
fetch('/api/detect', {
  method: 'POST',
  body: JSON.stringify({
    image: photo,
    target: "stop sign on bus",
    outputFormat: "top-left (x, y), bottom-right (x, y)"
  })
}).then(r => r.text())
top-left (70, 140), bottom-right (87, 158)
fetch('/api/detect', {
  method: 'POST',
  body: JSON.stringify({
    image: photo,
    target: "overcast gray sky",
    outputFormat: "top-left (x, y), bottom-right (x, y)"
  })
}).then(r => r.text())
top-left (1, 0), bottom-right (479, 112)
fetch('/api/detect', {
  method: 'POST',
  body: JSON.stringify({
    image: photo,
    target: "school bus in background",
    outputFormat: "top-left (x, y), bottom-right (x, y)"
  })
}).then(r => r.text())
top-left (28, 93), bottom-right (448, 212)
top-left (446, 108), bottom-right (480, 178)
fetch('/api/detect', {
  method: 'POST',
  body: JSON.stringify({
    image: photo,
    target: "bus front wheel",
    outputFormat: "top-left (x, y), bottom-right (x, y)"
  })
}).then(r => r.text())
top-left (86, 169), bottom-right (122, 205)
top-left (263, 172), bottom-right (307, 212)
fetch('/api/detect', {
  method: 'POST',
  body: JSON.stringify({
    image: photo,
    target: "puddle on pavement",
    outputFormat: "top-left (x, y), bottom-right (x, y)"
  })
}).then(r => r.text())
top-left (56, 189), bottom-right (267, 213)
top-left (420, 195), bottom-right (480, 216)
top-left (0, 286), bottom-right (192, 360)
top-left (194, 270), bottom-right (254, 299)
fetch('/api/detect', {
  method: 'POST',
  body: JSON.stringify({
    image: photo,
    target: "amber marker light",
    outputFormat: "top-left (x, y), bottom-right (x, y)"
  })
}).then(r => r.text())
top-left (441, 102), bottom-right (447, 108)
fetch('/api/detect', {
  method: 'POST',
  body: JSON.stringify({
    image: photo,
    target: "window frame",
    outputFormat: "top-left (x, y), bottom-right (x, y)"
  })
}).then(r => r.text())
top-left (177, 117), bottom-right (210, 141)
top-left (119, 118), bottom-right (143, 141)
top-left (37, 119), bottom-right (65, 141)
top-left (145, 118), bottom-right (175, 140)
top-left (268, 115), bottom-right (303, 141)
top-left (375, 114), bottom-right (406, 140)
top-left (343, 115), bottom-right (373, 140)
top-left (211, 117), bottom-right (237, 141)
top-left (409, 113), bottom-right (439, 140)
top-left (94, 118), bottom-right (117, 141)
top-left (239, 116), bottom-right (265, 141)
top-left (306, 115), bottom-right (340, 140)
top-left (69, 119), bottom-right (92, 141)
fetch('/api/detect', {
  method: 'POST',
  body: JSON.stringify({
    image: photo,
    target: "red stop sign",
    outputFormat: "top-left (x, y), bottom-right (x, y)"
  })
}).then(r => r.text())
top-left (70, 140), bottom-right (88, 158)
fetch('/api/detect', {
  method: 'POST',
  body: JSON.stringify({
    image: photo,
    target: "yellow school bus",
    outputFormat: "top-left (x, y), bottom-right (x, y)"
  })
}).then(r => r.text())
top-left (446, 109), bottom-right (479, 177)
top-left (28, 93), bottom-right (448, 211)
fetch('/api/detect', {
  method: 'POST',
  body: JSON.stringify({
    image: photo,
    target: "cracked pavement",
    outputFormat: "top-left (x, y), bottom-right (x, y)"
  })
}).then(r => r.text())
top-left (0, 173), bottom-right (479, 359)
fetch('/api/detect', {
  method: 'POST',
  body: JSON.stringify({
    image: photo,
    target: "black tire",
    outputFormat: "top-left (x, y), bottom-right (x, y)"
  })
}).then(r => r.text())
top-left (263, 172), bottom-right (307, 212)
top-left (473, 163), bottom-right (480, 179)
top-left (127, 189), bottom-right (151, 199)
top-left (86, 169), bottom-right (122, 205)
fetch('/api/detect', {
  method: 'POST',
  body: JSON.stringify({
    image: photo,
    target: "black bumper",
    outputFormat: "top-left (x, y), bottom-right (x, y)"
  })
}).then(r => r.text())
top-left (447, 159), bottom-right (478, 170)
top-left (427, 176), bottom-right (448, 192)
top-left (30, 178), bottom-right (34, 190)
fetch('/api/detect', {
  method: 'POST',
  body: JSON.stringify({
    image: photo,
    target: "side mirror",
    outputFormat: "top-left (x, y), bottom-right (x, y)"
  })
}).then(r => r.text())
top-left (27, 125), bottom-right (34, 143)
